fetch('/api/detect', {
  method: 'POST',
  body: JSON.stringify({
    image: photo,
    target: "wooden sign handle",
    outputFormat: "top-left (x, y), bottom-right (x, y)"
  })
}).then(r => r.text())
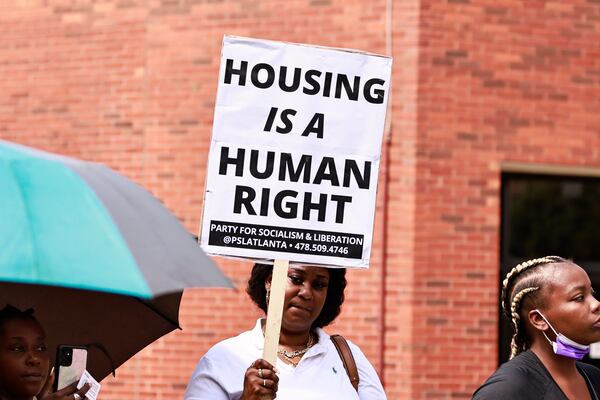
top-left (262, 259), bottom-right (289, 366)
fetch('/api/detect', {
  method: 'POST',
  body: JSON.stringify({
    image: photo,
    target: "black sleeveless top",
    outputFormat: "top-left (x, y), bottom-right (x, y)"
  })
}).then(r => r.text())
top-left (472, 350), bottom-right (600, 400)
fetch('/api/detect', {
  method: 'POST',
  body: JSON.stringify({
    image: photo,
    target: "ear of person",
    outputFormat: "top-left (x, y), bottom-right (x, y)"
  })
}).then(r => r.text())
top-left (528, 310), bottom-right (549, 331)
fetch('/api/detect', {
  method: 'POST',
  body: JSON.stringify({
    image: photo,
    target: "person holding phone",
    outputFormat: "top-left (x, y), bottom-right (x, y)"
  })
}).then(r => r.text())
top-left (184, 263), bottom-right (386, 400)
top-left (472, 256), bottom-right (600, 399)
top-left (0, 305), bottom-right (90, 400)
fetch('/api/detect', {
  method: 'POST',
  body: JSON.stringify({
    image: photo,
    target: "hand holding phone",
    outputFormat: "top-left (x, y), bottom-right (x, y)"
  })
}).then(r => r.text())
top-left (38, 376), bottom-right (90, 400)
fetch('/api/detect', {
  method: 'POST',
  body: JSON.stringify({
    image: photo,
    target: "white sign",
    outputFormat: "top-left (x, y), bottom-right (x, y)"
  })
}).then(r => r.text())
top-left (200, 36), bottom-right (392, 268)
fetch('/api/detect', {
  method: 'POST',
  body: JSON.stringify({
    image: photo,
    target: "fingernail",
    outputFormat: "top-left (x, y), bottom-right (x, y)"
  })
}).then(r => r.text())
top-left (50, 367), bottom-right (54, 375)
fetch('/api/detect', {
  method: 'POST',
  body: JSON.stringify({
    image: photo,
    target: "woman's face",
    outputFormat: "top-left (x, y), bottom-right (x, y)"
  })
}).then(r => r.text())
top-left (266, 265), bottom-right (330, 334)
top-left (540, 263), bottom-right (600, 345)
top-left (0, 318), bottom-right (50, 400)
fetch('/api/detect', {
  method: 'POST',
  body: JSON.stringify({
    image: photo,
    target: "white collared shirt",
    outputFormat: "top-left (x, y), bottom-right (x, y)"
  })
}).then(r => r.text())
top-left (184, 319), bottom-right (387, 400)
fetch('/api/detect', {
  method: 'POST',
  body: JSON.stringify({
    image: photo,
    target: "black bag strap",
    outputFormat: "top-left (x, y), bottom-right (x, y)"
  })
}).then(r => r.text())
top-left (330, 334), bottom-right (359, 391)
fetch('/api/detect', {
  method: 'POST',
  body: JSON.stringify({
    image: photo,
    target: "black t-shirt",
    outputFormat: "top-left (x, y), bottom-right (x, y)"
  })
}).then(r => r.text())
top-left (472, 350), bottom-right (600, 400)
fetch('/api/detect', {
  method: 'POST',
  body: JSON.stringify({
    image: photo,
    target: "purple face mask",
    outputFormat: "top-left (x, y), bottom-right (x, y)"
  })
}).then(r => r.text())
top-left (534, 309), bottom-right (590, 360)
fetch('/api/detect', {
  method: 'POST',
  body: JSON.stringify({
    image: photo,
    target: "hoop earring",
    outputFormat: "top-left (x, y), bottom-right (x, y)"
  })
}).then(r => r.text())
top-left (266, 289), bottom-right (270, 305)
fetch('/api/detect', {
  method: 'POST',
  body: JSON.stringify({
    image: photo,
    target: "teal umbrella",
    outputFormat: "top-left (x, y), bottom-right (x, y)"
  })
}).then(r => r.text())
top-left (0, 139), bottom-right (232, 379)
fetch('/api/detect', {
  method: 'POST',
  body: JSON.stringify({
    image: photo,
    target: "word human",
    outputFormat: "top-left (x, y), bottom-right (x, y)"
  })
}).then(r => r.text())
top-left (224, 59), bottom-right (386, 104)
top-left (219, 146), bottom-right (372, 224)
top-left (219, 147), bottom-right (371, 188)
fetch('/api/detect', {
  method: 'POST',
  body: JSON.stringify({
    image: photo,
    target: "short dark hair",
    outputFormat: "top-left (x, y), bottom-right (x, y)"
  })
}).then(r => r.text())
top-left (0, 305), bottom-right (38, 335)
top-left (246, 263), bottom-right (347, 328)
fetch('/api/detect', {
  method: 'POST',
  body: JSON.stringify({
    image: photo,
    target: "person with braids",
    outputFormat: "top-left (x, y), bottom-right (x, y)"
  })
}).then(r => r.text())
top-left (184, 263), bottom-right (386, 399)
top-left (0, 305), bottom-right (90, 400)
top-left (473, 256), bottom-right (600, 399)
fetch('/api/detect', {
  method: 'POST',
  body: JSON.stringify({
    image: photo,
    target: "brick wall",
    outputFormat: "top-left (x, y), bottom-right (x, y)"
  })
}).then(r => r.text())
top-left (1, 1), bottom-right (599, 399)
top-left (413, 0), bottom-right (600, 398)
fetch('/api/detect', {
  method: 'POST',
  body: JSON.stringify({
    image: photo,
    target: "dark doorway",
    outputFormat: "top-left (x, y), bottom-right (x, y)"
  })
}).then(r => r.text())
top-left (500, 172), bottom-right (600, 366)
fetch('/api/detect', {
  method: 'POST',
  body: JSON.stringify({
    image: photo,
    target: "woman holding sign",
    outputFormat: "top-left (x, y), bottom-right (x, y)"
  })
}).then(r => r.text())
top-left (472, 256), bottom-right (600, 399)
top-left (184, 263), bottom-right (386, 399)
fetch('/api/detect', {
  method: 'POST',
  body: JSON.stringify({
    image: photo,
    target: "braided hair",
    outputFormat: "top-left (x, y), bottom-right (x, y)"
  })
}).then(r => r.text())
top-left (501, 256), bottom-right (571, 359)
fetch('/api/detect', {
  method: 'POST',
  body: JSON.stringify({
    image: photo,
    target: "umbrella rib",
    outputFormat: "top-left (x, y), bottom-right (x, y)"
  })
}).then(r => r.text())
top-left (135, 298), bottom-right (181, 329)
top-left (86, 342), bottom-right (117, 377)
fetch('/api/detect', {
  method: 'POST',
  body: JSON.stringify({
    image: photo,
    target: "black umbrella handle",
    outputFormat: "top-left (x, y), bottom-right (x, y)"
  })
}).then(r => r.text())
top-left (86, 342), bottom-right (117, 377)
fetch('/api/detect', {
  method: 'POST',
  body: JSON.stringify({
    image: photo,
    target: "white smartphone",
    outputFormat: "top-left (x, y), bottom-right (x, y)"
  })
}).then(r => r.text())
top-left (54, 345), bottom-right (88, 391)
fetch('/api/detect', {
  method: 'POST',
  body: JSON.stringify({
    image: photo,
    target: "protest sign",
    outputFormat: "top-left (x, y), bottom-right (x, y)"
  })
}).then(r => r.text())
top-left (200, 36), bottom-right (392, 268)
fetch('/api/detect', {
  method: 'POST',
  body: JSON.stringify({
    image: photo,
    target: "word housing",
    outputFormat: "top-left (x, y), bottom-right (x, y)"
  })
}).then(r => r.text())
top-left (224, 59), bottom-right (386, 104)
